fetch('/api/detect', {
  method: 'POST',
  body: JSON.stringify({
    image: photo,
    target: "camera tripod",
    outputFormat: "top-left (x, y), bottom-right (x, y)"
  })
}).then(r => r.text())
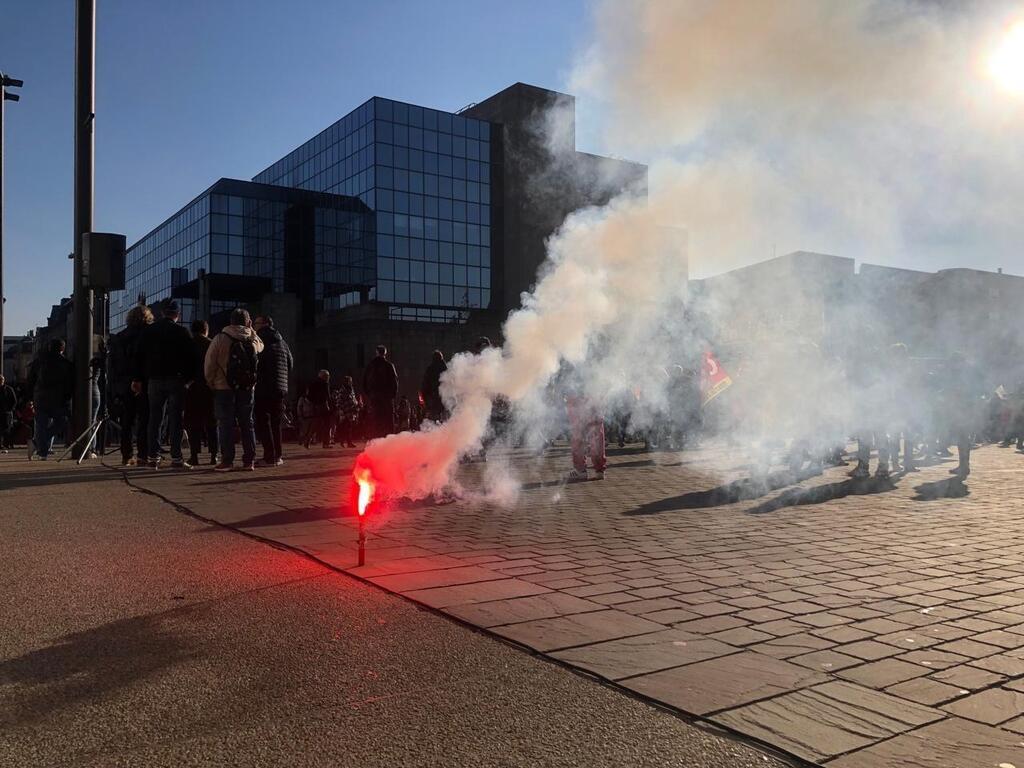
top-left (57, 409), bottom-right (111, 464)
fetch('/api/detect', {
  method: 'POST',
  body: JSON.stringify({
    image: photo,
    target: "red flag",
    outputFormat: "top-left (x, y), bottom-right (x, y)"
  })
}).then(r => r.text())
top-left (701, 350), bottom-right (733, 407)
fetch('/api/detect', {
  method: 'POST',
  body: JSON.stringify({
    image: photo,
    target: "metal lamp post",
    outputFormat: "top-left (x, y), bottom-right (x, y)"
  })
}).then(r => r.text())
top-left (0, 72), bottom-right (23, 349)
top-left (71, 0), bottom-right (95, 457)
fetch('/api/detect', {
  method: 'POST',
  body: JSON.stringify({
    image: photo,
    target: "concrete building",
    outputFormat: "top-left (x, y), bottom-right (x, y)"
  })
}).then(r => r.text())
top-left (691, 251), bottom-right (1024, 384)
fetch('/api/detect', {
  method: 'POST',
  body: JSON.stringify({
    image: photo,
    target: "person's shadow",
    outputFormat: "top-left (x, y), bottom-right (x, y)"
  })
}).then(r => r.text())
top-left (625, 466), bottom-right (826, 516)
top-left (745, 476), bottom-right (896, 515)
top-left (913, 477), bottom-right (969, 501)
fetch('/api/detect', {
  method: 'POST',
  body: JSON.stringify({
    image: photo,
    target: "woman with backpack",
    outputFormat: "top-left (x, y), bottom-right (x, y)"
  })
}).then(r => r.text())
top-left (204, 308), bottom-right (264, 471)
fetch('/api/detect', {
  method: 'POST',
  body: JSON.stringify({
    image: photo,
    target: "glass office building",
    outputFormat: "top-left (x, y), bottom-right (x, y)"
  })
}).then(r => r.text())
top-left (253, 97), bottom-right (493, 322)
top-left (110, 180), bottom-right (373, 331)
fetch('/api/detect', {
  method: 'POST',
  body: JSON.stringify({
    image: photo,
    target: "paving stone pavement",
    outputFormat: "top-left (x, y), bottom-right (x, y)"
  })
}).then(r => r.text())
top-left (121, 441), bottom-right (1024, 766)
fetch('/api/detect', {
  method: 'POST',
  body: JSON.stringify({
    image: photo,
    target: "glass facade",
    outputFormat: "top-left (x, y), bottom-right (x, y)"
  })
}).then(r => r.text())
top-left (110, 180), bottom-right (373, 332)
top-left (254, 97), bottom-right (493, 319)
top-left (113, 96), bottom-right (493, 332)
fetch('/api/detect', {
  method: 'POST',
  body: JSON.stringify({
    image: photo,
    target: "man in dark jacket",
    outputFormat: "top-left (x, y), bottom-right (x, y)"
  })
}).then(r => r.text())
top-left (107, 304), bottom-right (153, 465)
top-left (131, 300), bottom-right (195, 469)
top-left (184, 319), bottom-right (218, 466)
top-left (420, 350), bottom-right (447, 422)
top-left (0, 374), bottom-right (17, 452)
top-left (253, 315), bottom-right (293, 466)
top-left (363, 345), bottom-right (399, 439)
top-left (27, 339), bottom-right (75, 460)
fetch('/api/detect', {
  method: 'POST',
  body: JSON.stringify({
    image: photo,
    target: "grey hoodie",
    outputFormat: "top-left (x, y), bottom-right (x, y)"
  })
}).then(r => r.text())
top-left (204, 325), bottom-right (265, 391)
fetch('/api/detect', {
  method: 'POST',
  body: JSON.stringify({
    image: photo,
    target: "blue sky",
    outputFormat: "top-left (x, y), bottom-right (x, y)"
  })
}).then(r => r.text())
top-left (1, 0), bottom-right (589, 334)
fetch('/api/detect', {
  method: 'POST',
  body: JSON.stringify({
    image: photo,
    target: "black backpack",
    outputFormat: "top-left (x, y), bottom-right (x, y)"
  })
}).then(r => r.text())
top-left (225, 336), bottom-right (258, 390)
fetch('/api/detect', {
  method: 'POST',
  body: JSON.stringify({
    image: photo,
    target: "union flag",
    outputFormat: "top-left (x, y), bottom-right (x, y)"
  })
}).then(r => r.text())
top-left (701, 350), bottom-right (733, 407)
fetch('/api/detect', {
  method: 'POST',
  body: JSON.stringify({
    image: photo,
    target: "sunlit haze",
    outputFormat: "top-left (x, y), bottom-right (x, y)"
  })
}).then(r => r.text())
top-left (988, 20), bottom-right (1024, 94)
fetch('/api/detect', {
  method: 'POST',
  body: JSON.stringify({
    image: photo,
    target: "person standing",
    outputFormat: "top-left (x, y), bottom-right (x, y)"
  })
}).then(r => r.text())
top-left (132, 300), bottom-right (195, 469)
top-left (205, 307), bottom-right (264, 471)
top-left (420, 350), bottom-right (448, 422)
top-left (0, 374), bottom-right (17, 452)
top-left (363, 345), bottom-right (399, 439)
top-left (307, 370), bottom-right (332, 448)
top-left (565, 387), bottom-right (607, 481)
top-left (26, 339), bottom-right (75, 460)
top-left (184, 320), bottom-right (218, 466)
top-left (333, 375), bottom-right (359, 448)
top-left (946, 350), bottom-right (984, 479)
top-left (108, 304), bottom-right (153, 466)
top-left (253, 314), bottom-right (293, 467)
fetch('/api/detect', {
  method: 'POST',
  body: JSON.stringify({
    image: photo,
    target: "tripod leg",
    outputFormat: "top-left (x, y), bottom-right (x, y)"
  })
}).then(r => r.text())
top-left (77, 419), bottom-right (105, 465)
top-left (57, 419), bottom-right (101, 463)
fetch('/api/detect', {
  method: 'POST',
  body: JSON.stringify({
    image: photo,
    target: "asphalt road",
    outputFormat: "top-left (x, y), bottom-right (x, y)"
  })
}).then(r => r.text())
top-left (0, 456), bottom-right (787, 767)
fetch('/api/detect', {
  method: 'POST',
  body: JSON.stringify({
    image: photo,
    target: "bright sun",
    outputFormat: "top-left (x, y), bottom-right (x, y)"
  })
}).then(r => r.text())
top-left (989, 21), bottom-right (1024, 95)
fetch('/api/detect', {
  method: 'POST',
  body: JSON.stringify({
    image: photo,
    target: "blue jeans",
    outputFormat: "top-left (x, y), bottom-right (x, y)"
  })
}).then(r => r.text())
top-left (214, 389), bottom-right (256, 466)
top-left (148, 377), bottom-right (186, 462)
top-left (34, 405), bottom-right (69, 457)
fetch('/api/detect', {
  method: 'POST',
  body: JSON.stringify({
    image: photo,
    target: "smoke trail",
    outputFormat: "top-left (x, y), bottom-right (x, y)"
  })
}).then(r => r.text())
top-left (356, 188), bottom-right (687, 500)
top-left (358, 0), bottom-right (1024, 502)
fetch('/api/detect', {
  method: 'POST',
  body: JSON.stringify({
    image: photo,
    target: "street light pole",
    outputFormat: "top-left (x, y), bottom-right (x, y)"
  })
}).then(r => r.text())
top-left (0, 72), bottom-right (23, 351)
top-left (71, 0), bottom-right (95, 457)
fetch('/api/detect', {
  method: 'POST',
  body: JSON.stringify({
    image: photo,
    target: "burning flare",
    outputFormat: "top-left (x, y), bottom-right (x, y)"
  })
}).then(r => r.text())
top-left (354, 465), bottom-right (375, 516)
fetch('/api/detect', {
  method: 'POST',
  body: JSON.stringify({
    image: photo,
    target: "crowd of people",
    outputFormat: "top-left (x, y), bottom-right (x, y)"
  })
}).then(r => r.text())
top-left (0, 307), bottom-right (1009, 486)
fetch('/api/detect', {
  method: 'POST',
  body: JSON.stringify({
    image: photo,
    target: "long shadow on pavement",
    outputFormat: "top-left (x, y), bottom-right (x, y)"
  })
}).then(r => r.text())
top-left (0, 609), bottom-right (198, 728)
top-left (625, 466), bottom-right (825, 516)
top-left (188, 469), bottom-right (343, 488)
top-left (199, 505), bottom-right (346, 530)
top-left (0, 468), bottom-right (118, 491)
top-left (745, 476), bottom-right (896, 515)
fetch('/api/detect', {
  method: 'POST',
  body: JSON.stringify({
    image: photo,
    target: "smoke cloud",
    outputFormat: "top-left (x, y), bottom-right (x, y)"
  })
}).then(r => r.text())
top-left (357, 0), bottom-right (1024, 502)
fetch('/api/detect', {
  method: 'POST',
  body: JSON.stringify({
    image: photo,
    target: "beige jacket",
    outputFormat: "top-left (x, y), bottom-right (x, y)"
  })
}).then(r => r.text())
top-left (204, 325), bottom-right (265, 391)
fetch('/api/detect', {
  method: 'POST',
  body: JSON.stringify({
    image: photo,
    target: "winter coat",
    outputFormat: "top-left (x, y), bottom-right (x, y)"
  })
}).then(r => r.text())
top-left (308, 378), bottom-right (330, 410)
top-left (297, 395), bottom-right (315, 420)
top-left (421, 359), bottom-right (447, 407)
top-left (363, 355), bottom-right (399, 402)
top-left (204, 325), bottom-right (265, 391)
top-left (332, 383), bottom-right (360, 421)
top-left (255, 327), bottom-right (294, 399)
top-left (107, 324), bottom-right (145, 394)
top-left (27, 350), bottom-right (75, 411)
top-left (0, 384), bottom-right (16, 413)
top-left (133, 317), bottom-right (195, 381)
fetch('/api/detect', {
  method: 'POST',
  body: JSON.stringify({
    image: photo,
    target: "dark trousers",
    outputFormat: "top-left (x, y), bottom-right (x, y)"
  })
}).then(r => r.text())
top-left (118, 390), bottom-right (150, 463)
top-left (369, 397), bottom-right (395, 439)
top-left (34, 405), bottom-right (69, 458)
top-left (148, 377), bottom-right (185, 462)
top-left (0, 411), bottom-right (13, 448)
top-left (214, 388), bottom-right (256, 466)
top-left (255, 392), bottom-right (285, 462)
top-left (185, 413), bottom-right (218, 463)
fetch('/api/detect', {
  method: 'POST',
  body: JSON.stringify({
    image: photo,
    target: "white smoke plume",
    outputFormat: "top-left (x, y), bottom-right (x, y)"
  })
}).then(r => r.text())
top-left (357, 0), bottom-right (1024, 501)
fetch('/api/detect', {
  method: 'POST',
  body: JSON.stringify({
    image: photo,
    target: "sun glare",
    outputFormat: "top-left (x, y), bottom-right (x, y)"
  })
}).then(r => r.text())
top-left (989, 21), bottom-right (1024, 95)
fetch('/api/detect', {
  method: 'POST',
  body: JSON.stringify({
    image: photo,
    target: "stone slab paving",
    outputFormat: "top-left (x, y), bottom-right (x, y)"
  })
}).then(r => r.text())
top-left (122, 442), bottom-right (1024, 766)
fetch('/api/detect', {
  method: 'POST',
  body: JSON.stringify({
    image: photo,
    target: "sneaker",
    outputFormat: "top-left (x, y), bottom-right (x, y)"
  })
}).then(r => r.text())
top-left (274, 458), bottom-right (284, 467)
top-left (209, 455), bottom-right (219, 466)
top-left (26, 438), bottom-right (34, 460)
top-left (170, 460), bottom-right (193, 470)
top-left (147, 458), bottom-right (160, 469)
top-left (121, 457), bottom-right (136, 467)
top-left (213, 462), bottom-right (233, 472)
top-left (950, 466), bottom-right (970, 477)
top-left (566, 468), bottom-right (588, 482)
top-left (235, 463), bottom-right (255, 472)
top-left (849, 464), bottom-right (869, 479)
top-left (593, 470), bottom-right (605, 480)
top-left (874, 467), bottom-right (890, 480)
